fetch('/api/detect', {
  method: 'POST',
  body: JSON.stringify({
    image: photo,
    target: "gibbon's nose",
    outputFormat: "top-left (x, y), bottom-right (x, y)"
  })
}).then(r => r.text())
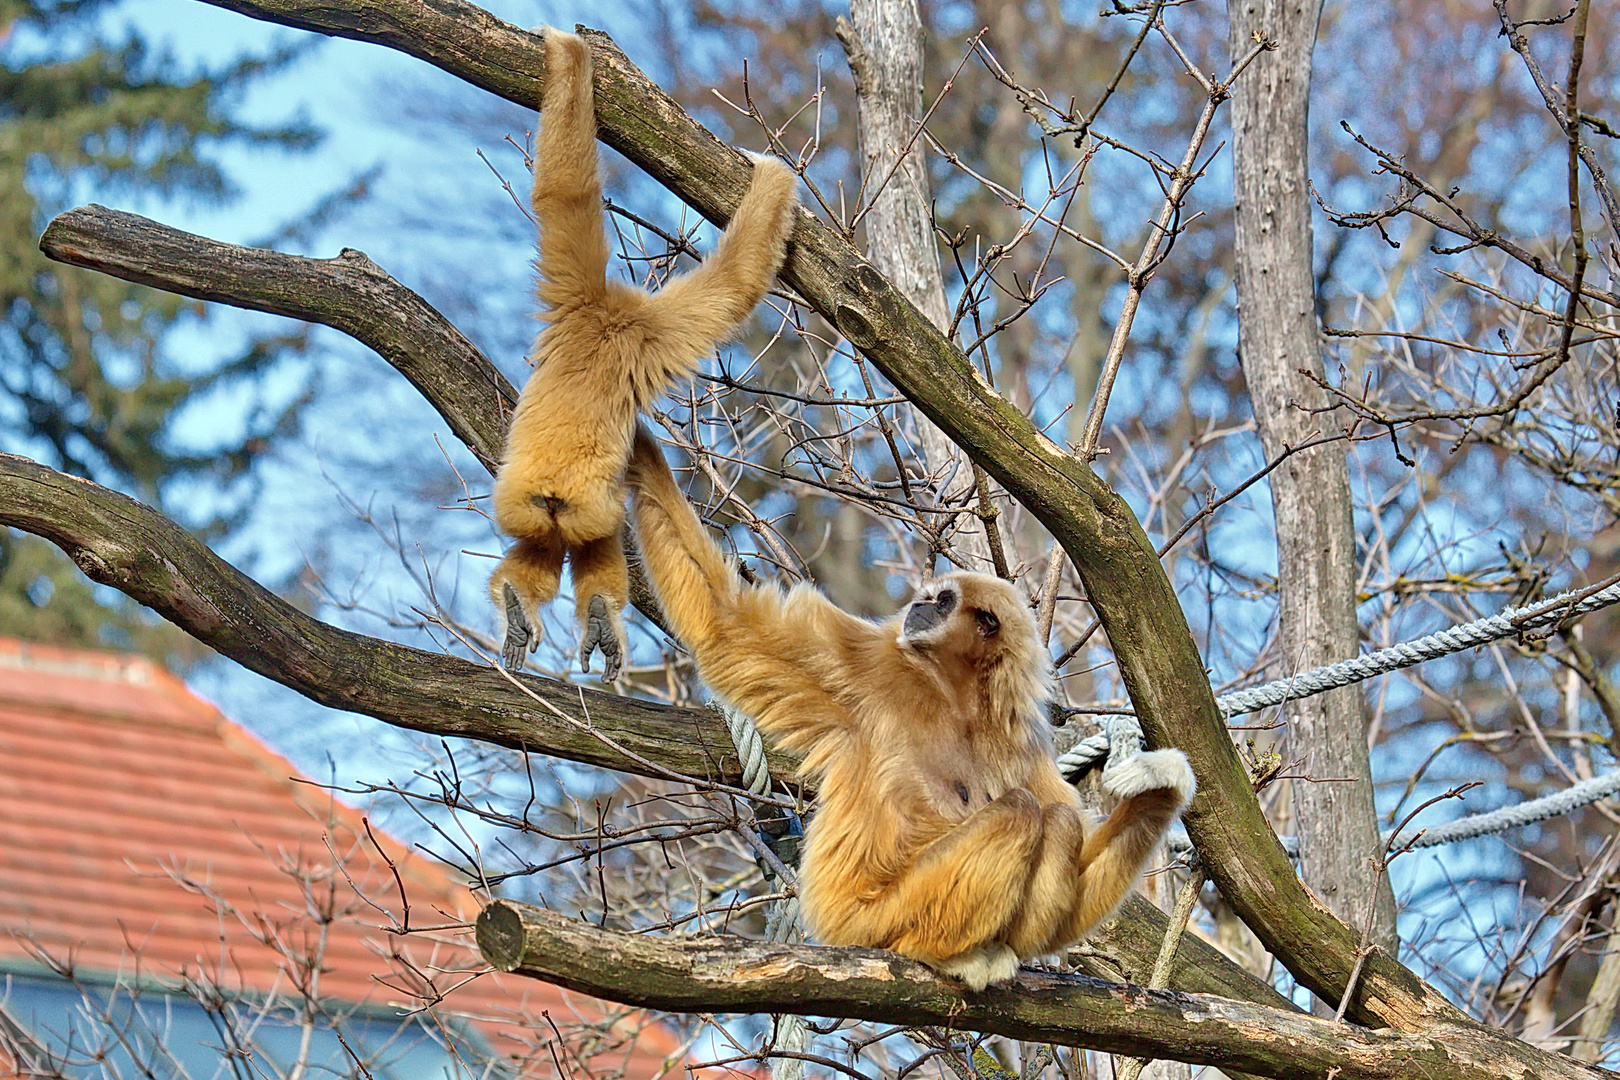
top-left (903, 589), bottom-right (956, 636)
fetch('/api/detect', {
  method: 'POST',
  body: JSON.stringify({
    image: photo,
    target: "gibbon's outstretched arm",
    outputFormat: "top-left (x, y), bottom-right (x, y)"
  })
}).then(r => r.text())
top-left (625, 426), bottom-right (875, 756)
top-left (532, 30), bottom-right (609, 314)
top-left (636, 159), bottom-right (800, 388)
top-left (487, 28), bottom-right (799, 681)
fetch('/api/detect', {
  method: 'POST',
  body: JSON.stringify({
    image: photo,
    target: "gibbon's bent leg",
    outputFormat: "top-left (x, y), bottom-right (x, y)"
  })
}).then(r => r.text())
top-left (852, 791), bottom-right (1045, 975)
top-left (568, 533), bottom-right (629, 679)
top-left (1003, 751), bottom-right (1196, 959)
top-left (636, 157), bottom-right (799, 385)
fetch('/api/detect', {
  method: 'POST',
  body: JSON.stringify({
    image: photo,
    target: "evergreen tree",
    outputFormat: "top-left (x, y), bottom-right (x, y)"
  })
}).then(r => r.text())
top-left (0, 0), bottom-right (325, 658)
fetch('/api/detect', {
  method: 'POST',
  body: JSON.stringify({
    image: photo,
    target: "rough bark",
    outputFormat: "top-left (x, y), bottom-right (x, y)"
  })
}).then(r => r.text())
top-left (1227, 0), bottom-right (1398, 952)
top-left (42, 206), bottom-right (512, 471)
top-left (0, 453), bottom-right (765, 786)
top-left (476, 899), bottom-right (1618, 1080)
top-left (35, 0), bottom-right (1465, 1031)
top-left (839, 0), bottom-right (994, 571)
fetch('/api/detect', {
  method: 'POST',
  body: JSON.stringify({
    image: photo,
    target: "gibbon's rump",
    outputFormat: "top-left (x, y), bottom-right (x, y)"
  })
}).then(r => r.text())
top-left (488, 27), bottom-right (799, 679)
top-left (624, 426), bottom-right (1196, 990)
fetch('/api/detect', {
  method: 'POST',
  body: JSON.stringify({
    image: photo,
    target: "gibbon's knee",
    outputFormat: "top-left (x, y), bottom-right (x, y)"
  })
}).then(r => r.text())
top-left (489, 536), bottom-right (565, 611)
top-left (880, 791), bottom-right (1044, 962)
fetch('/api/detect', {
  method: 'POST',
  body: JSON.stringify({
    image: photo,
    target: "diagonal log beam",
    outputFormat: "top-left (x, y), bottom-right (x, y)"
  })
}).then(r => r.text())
top-left (0, 452), bottom-right (760, 786)
top-left (40, 204), bottom-right (513, 475)
top-left (475, 900), bottom-right (1617, 1080)
top-left (169, 0), bottom-right (1447, 1028)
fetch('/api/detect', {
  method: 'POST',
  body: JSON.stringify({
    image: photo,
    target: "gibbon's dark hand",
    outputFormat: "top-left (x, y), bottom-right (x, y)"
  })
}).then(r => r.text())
top-left (579, 595), bottom-right (623, 681)
top-left (500, 582), bottom-right (538, 672)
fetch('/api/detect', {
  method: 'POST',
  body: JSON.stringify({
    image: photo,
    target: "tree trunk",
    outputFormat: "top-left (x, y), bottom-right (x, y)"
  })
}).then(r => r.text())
top-left (1227, 0), bottom-right (1398, 956)
top-left (840, 0), bottom-right (996, 573)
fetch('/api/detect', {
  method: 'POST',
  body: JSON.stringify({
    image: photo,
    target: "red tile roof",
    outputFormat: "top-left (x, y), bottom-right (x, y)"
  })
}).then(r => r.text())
top-left (0, 636), bottom-right (680, 1076)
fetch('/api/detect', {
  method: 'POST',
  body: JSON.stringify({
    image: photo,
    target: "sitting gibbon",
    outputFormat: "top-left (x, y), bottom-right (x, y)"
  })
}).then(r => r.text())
top-left (625, 426), bottom-right (1197, 990)
top-left (489, 27), bottom-right (799, 678)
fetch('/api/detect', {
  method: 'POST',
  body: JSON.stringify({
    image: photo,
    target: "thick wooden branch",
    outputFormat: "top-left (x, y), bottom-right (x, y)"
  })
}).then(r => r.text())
top-left (36, 203), bottom-right (675, 628)
top-left (476, 900), bottom-right (1615, 1080)
top-left (0, 452), bottom-right (761, 785)
top-left (173, 0), bottom-right (1454, 1030)
top-left (0, 463), bottom-right (1300, 1021)
top-left (41, 204), bottom-right (513, 476)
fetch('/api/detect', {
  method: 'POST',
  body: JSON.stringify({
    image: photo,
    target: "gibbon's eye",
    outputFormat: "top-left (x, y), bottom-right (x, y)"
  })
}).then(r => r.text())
top-left (934, 589), bottom-right (957, 616)
top-left (975, 610), bottom-right (1001, 637)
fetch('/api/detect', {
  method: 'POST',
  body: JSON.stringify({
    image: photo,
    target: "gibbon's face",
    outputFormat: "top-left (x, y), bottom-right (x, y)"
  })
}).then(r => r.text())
top-left (899, 572), bottom-right (1036, 666)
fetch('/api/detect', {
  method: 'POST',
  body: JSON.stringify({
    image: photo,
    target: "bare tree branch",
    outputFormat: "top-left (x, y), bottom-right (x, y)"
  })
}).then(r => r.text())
top-left (475, 900), bottom-right (1618, 1080)
top-left (40, 204), bottom-right (513, 474)
top-left (0, 452), bottom-right (765, 786)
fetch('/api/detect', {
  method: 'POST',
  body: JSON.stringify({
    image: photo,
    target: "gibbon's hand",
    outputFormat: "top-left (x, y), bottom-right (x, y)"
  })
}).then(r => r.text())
top-left (500, 582), bottom-right (540, 671)
top-left (579, 595), bottom-right (623, 680)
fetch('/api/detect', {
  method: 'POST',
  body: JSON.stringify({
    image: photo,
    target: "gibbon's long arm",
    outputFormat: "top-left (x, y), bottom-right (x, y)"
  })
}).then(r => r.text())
top-left (625, 426), bottom-right (873, 746)
top-left (636, 159), bottom-right (800, 386)
top-left (532, 30), bottom-right (609, 313)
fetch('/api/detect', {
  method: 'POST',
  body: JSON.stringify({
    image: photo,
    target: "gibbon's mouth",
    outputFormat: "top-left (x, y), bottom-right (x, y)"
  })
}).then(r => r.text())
top-left (902, 588), bottom-right (956, 637)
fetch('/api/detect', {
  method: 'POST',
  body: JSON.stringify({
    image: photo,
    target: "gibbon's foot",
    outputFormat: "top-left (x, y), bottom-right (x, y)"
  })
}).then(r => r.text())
top-left (579, 595), bottom-right (624, 680)
top-left (930, 944), bottom-right (1020, 992)
top-left (500, 583), bottom-right (539, 671)
top-left (1101, 748), bottom-right (1197, 804)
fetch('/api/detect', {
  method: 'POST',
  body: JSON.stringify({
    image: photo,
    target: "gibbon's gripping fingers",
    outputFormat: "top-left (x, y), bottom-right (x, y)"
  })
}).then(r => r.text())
top-left (569, 534), bottom-right (630, 678)
top-left (874, 790), bottom-right (1044, 964)
top-left (579, 596), bottom-right (624, 680)
top-left (500, 583), bottom-right (539, 671)
top-left (1101, 748), bottom-right (1197, 804)
top-left (533, 28), bottom-right (610, 312)
top-left (624, 426), bottom-right (736, 650)
top-left (639, 157), bottom-right (799, 373)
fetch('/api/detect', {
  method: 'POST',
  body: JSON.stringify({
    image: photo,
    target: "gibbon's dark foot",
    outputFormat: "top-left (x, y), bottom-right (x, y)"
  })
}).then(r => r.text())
top-left (501, 583), bottom-right (537, 671)
top-left (579, 595), bottom-right (623, 680)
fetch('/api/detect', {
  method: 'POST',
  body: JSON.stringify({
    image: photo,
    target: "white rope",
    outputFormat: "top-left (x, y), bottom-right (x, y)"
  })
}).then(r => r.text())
top-left (1215, 576), bottom-right (1620, 719)
top-left (723, 705), bottom-right (810, 1080)
top-left (1384, 767), bottom-right (1620, 850)
top-left (1056, 715), bottom-right (1140, 779)
top-left (1165, 767), bottom-right (1620, 862)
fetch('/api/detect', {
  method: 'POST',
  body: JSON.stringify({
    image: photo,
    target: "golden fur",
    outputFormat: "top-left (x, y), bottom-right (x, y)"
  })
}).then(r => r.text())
top-left (625, 427), bottom-right (1196, 990)
top-left (489, 28), bottom-right (799, 678)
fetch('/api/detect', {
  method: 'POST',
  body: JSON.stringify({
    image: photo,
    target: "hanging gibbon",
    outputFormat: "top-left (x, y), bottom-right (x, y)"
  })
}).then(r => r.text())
top-left (624, 426), bottom-right (1197, 990)
top-left (489, 27), bottom-right (800, 678)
